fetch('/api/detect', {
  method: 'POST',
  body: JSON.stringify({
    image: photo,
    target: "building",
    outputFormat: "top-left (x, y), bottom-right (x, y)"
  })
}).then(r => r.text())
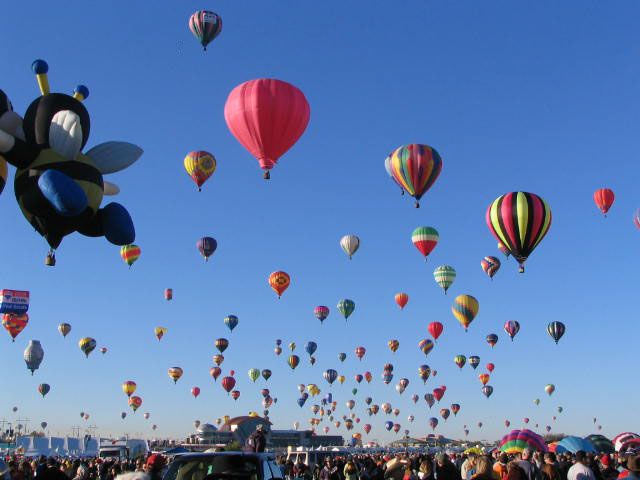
top-left (194, 416), bottom-right (343, 449)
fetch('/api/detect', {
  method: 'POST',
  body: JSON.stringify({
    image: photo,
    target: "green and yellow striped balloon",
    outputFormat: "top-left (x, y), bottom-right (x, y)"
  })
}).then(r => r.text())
top-left (433, 265), bottom-right (456, 294)
top-left (452, 294), bottom-right (479, 332)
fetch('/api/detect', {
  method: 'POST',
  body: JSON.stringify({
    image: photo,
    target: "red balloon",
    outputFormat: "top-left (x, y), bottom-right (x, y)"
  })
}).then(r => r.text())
top-left (221, 376), bottom-right (236, 393)
top-left (428, 322), bottom-right (444, 341)
top-left (191, 387), bottom-right (200, 398)
top-left (486, 363), bottom-right (495, 373)
top-left (432, 387), bottom-right (445, 402)
top-left (594, 188), bottom-right (615, 216)
top-left (224, 79), bottom-right (310, 179)
top-left (209, 367), bottom-right (222, 381)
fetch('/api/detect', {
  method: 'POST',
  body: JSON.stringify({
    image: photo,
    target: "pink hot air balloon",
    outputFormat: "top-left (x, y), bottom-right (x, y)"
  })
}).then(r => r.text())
top-left (355, 346), bottom-right (366, 360)
top-left (224, 79), bottom-right (310, 179)
top-left (191, 387), bottom-right (200, 398)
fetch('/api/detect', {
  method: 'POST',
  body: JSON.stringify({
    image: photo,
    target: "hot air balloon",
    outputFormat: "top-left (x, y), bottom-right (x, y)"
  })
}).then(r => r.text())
top-left (355, 346), bottom-right (366, 360)
top-left (212, 354), bottom-right (224, 366)
top-left (164, 288), bottom-right (173, 301)
top-left (452, 295), bottom-right (479, 332)
top-left (78, 337), bottom-right (96, 358)
top-left (40, 422), bottom-right (47, 430)
top-left (482, 385), bottom-right (494, 398)
top-left (432, 388), bottom-right (444, 402)
top-left (121, 412), bottom-right (127, 420)
top-left (340, 235), bottom-right (360, 259)
top-left (269, 271), bottom-right (290, 298)
top-left (154, 327), bottom-right (167, 341)
top-left (412, 227), bottom-right (439, 260)
top-left (428, 322), bottom-right (444, 342)
top-left (395, 293), bottom-right (409, 310)
top-left (120, 244), bottom-right (140, 267)
top-left (499, 429), bottom-right (547, 453)
top-left (479, 374), bottom-right (490, 386)
top-left (210, 367), bottom-right (221, 381)
top-left (440, 408), bottom-right (450, 421)
top-left (338, 352), bottom-right (347, 362)
top-left (224, 315), bottom-right (239, 332)
top-left (497, 241), bottom-right (510, 257)
top-left (451, 404), bottom-right (460, 416)
top-left (314, 306), bottom-right (329, 324)
top-left (486, 192), bottom-right (552, 272)
top-left (215, 338), bottom-right (229, 353)
top-left (363, 424), bottom-right (372, 434)
top-left (184, 151), bottom-right (217, 190)
top-left (99, 347), bottom-right (107, 355)
top-left (478, 422), bottom-right (483, 428)
top-left (418, 365), bottom-right (431, 384)
top-left (337, 299), bottom-right (355, 320)
top-left (533, 398), bottom-right (540, 406)
top-left (129, 396), bottom-right (142, 412)
top-left (248, 368), bottom-right (260, 383)
top-left (429, 417), bottom-right (439, 430)
top-left (221, 376), bottom-right (236, 394)
top-left (288, 355), bottom-right (300, 370)
top-left (481, 256), bottom-right (501, 279)
top-left (122, 381), bottom-right (136, 397)
top-left (454, 355), bottom-right (467, 370)
top-left (346, 400), bottom-right (355, 410)
top-left (197, 237), bottom-right (217, 261)
top-left (594, 188), bottom-right (615, 216)
top-left (38, 383), bottom-right (50, 398)
top-left (545, 384), bottom-right (555, 396)
top-left (224, 79), bottom-right (310, 179)
top-left (188, 11), bottom-right (222, 51)
top-left (547, 321), bottom-right (566, 344)
top-left (486, 363), bottom-right (495, 373)
top-left (418, 339), bottom-right (434, 356)
top-left (304, 342), bottom-right (317, 358)
top-left (58, 323), bottom-right (71, 338)
top-left (3, 314), bottom-right (28, 341)
top-left (364, 372), bottom-right (372, 383)
top-left (468, 356), bottom-right (480, 369)
top-left (433, 265), bottom-right (456, 294)
top-left (354, 374), bottom-right (363, 384)
top-left (191, 387), bottom-right (200, 398)
top-left (505, 420), bottom-right (511, 428)
top-left (504, 320), bottom-right (520, 341)
top-left (486, 334), bottom-right (498, 348)
top-left (387, 144), bottom-right (443, 208)
top-left (388, 339), bottom-right (400, 353)
top-left (274, 346), bottom-right (282, 356)
top-left (289, 342), bottom-right (296, 352)
top-left (168, 367), bottom-right (183, 383)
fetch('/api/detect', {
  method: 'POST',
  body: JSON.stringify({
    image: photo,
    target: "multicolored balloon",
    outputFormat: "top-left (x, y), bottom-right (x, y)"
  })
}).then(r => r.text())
top-left (120, 244), bottom-right (140, 267)
top-left (337, 299), bottom-right (355, 320)
top-left (3, 314), bottom-right (28, 341)
top-left (188, 11), bottom-right (222, 51)
top-left (468, 356), bottom-right (480, 369)
top-left (78, 337), bottom-right (96, 358)
top-left (418, 339), bottom-right (434, 356)
top-left (545, 384), bottom-right (555, 396)
top-left (224, 315), bottom-right (239, 332)
top-left (480, 256), bottom-right (501, 279)
top-left (454, 355), bottom-right (466, 370)
top-left (387, 144), bottom-right (443, 208)
top-left (122, 381), bottom-right (137, 397)
top-left (504, 320), bottom-right (520, 341)
top-left (314, 306), bottom-right (329, 324)
top-left (57, 323), bottom-right (71, 338)
top-left (486, 334), bottom-right (498, 348)
top-left (412, 226), bottom-right (439, 260)
top-left (168, 367), bottom-right (183, 384)
top-left (395, 293), bottom-right (409, 309)
top-left (486, 192), bottom-right (552, 272)
top-left (38, 383), bottom-right (50, 398)
top-left (452, 295), bottom-right (479, 331)
top-left (481, 385), bottom-right (494, 398)
top-left (184, 151), bottom-right (216, 190)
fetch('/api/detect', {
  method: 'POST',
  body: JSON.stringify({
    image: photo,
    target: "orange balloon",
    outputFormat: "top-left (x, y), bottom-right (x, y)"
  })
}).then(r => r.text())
top-left (269, 271), bottom-right (290, 298)
top-left (395, 293), bottom-right (409, 309)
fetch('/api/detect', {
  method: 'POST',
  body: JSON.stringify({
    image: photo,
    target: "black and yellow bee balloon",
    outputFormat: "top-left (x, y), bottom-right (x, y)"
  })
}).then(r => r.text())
top-left (0, 60), bottom-right (143, 264)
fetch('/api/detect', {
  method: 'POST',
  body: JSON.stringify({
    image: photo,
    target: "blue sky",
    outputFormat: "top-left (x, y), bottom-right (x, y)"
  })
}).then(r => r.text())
top-left (1, 1), bottom-right (639, 443)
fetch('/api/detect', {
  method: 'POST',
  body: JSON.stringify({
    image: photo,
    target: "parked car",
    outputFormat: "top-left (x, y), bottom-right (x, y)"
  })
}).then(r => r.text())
top-left (164, 452), bottom-right (282, 480)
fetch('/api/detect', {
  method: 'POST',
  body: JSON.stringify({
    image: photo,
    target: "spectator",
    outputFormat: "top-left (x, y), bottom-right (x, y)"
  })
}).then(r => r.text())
top-left (567, 452), bottom-right (595, 480)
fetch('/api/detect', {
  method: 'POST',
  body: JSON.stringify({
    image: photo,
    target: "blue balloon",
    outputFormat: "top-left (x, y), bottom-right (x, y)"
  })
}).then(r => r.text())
top-left (224, 315), bottom-right (239, 332)
top-left (323, 369), bottom-right (338, 385)
top-left (297, 397), bottom-right (307, 408)
top-left (305, 341), bottom-right (317, 356)
top-left (38, 169), bottom-right (87, 216)
top-left (101, 202), bottom-right (135, 245)
top-left (385, 421), bottom-right (393, 431)
top-left (556, 436), bottom-right (596, 454)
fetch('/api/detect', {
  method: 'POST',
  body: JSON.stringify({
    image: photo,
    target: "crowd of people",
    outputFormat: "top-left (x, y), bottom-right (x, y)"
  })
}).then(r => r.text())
top-left (0, 454), bottom-right (166, 480)
top-left (276, 449), bottom-right (640, 480)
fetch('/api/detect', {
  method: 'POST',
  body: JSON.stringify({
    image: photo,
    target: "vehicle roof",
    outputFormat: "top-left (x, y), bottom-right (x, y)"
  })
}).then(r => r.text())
top-left (172, 452), bottom-right (275, 460)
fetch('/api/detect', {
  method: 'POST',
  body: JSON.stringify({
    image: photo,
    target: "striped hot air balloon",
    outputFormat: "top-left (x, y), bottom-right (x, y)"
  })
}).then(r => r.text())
top-left (480, 256), bottom-right (501, 279)
top-left (547, 321), bottom-right (566, 344)
top-left (120, 244), bottom-right (140, 267)
top-left (388, 144), bottom-right (443, 208)
top-left (78, 337), bottom-right (96, 358)
top-left (412, 227), bottom-right (439, 260)
top-left (486, 192), bottom-right (552, 273)
top-left (433, 265), bottom-right (456, 294)
top-left (340, 235), bottom-right (360, 259)
top-left (188, 11), bottom-right (223, 51)
top-left (452, 295), bottom-right (479, 332)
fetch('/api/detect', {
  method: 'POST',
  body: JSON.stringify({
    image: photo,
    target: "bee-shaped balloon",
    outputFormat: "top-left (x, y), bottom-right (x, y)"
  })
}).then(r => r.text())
top-left (0, 60), bottom-right (142, 264)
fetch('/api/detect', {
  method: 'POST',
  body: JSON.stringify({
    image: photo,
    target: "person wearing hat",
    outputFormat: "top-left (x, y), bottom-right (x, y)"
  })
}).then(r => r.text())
top-left (435, 453), bottom-right (462, 480)
top-left (598, 455), bottom-right (617, 480)
top-left (144, 454), bottom-right (166, 480)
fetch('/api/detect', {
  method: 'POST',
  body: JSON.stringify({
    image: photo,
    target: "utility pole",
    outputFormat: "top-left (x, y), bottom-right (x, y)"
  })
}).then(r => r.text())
top-left (71, 426), bottom-right (81, 438)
